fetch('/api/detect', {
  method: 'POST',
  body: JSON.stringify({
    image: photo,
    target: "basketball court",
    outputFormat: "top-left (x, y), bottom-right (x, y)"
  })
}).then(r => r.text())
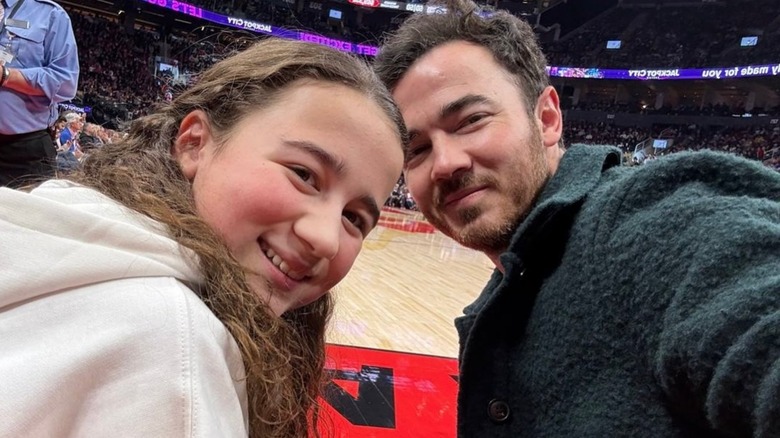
top-left (320, 207), bottom-right (494, 437)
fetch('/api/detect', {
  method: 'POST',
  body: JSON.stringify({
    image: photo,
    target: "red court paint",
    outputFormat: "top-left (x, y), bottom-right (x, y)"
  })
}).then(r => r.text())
top-left (382, 207), bottom-right (416, 215)
top-left (317, 344), bottom-right (458, 437)
top-left (377, 216), bottom-right (436, 234)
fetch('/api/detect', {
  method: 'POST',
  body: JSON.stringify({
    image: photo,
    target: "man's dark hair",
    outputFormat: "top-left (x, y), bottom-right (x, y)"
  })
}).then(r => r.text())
top-left (374, 0), bottom-right (549, 115)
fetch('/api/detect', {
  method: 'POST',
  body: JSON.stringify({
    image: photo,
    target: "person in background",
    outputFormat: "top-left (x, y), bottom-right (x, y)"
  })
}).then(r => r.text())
top-left (375, 1), bottom-right (780, 436)
top-left (0, 0), bottom-right (79, 188)
top-left (0, 38), bottom-right (405, 437)
top-left (53, 112), bottom-right (84, 173)
top-left (79, 122), bottom-right (105, 150)
top-left (49, 116), bottom-right (67, 149)
top-left (57, 112), bottom-right (83, 151)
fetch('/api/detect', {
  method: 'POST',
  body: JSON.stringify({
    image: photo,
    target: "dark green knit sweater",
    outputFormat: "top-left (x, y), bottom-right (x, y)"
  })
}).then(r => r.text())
top-left (455, 145), bottom-right (780, 437)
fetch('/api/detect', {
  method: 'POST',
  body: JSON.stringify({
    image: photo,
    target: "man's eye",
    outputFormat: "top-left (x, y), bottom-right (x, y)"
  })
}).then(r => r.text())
top-left (343, 211), bottom-right (367, 234)
top-left (407, 143), bottom-right (431, 159)
top-left (460, 114), bottom-right (486, 129)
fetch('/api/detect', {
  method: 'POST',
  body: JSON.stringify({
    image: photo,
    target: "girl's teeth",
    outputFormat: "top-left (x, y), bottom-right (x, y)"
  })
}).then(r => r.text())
top-left (287, 271), bottom-right (304, 280)
top-left (265, 247), bottom-right (305, 280)
top-left (279, 261), bottom-right (304, 279)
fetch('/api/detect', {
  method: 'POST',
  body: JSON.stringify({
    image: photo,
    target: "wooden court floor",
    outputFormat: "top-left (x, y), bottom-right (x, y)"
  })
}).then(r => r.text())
top-left (310, 207), bottom-right (494, 436)
top-left (327, 207), bottom-right (495, 359)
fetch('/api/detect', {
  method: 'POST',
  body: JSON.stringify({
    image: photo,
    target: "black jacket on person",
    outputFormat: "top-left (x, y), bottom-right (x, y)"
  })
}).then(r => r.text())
top-left (456, 145), bottom-right (780, 437)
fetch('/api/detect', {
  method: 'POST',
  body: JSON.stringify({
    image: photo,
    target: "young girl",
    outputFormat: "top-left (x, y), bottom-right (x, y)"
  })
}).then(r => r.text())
top-left (0, 39), bottom-right (406, 437)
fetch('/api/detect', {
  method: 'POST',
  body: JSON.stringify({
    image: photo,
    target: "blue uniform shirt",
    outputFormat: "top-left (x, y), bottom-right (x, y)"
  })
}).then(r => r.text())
top-left (0, 0), bottom-right (79, 135)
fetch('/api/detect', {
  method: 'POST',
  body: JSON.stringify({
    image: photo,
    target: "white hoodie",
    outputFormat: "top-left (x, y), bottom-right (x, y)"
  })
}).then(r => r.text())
top-left (0, 181), bottom-right (248, 437)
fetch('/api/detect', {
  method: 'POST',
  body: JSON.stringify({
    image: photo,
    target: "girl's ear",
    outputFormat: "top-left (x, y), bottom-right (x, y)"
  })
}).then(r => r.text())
top-left (172, 110), bottom-right (212, 180)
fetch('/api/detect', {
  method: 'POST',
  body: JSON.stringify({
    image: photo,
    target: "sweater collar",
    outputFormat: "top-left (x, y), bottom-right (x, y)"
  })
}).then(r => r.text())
top-left (462, 144), bottom-right (622, 316)
top-left (499, 144), bottom-right (622, 268)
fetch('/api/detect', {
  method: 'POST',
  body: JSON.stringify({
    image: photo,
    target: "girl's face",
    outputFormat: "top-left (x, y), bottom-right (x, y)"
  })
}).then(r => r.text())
top-left (175, 81), bottom-right (404, 315)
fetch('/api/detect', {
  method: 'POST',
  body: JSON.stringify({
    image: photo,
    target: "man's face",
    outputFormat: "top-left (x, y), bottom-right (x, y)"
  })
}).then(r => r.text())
top-left (393, 41), bottom-right (561, 257)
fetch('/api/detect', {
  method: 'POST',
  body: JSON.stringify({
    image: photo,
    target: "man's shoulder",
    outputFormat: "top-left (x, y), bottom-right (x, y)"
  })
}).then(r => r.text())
top-left (588, 150), bottom-right (780, 234)
top-left (604, 150), bottom-right (780, 196)
top-left (30, 0), bottom-right (66, 9)
top-left (17, 0), bottom-right (69, 20)
top-left (646, 149), bottom-right (766, 170)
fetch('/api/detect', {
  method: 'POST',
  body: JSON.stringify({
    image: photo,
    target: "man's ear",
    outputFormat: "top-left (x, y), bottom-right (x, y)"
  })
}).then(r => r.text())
top-left (535, 86), bottom-right (563, 149)
top-left (172, 110), bottom-right (211, 180)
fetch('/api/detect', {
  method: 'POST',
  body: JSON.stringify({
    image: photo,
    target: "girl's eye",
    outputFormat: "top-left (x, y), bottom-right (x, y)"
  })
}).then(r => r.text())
top-left (343, 211), bottom-right (366, 235)
top-left (292, 166), bottom-right (315, 185)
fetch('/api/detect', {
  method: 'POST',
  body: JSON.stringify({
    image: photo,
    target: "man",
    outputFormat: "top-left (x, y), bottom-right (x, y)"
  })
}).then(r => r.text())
top-left (0, 0), bottom-right (79, 187)
top-left (375, 1), bottom-right (780, 436)
top-left (79, 122), bottom-right (105, 151)
top-left (58, 112), bottom-right (83, 151)
top-left (55, 112), bottom-right (83, 173)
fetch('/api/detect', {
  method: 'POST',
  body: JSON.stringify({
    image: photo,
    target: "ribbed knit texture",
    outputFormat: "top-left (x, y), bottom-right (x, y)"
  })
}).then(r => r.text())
top-left (455, 145), bottom-right (780, 437)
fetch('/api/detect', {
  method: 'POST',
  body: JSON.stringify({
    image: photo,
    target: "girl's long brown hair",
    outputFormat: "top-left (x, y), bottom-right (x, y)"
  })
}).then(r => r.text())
top-left (70, 38), bottom-right (406, 437)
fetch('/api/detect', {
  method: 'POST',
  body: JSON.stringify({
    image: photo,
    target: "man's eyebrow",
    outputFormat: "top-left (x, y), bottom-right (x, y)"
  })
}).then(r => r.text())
top-left (282, 139), bottom-right (380, 228)
top-left (282, 140), bottom-right (345, 176)
top-left (439, 94), bottom-right (492, 120)
top-left (407, 94), bottom-right (492, 145)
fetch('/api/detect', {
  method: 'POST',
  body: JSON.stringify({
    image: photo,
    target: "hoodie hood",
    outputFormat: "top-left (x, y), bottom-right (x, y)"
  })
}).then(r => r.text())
top-left (0, 180), bottom-right (202, 310)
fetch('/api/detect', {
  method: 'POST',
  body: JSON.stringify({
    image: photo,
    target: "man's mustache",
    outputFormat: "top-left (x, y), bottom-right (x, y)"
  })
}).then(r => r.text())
top-left (434, 172), bottom-right (495, 208)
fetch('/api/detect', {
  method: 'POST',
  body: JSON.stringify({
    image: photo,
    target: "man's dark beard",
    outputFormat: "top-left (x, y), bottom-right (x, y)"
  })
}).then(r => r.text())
top-left (434, 171), bottom-right (498, 211)
top-left (458, 205), bottom-right (481, 224)
top-left (457, 206), bottom-right (516, 254)
top-left (437, 172), bottom-right (551, 255)
top-left (465, 173), bottom-right (551, 254)
top-left (432, 172), bottom-right (513, 254)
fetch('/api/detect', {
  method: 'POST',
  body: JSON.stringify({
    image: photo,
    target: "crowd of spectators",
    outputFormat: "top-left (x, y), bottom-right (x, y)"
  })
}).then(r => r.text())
top-left (62, 0), bottom-right (780, 127)
top-left (564, 121), bottom-right (780, 171)
top-left (547, 0), bottom-right (780, 68)
top-left (565, 121), bottom-right (647, 152)
top-left (70, 12), bottom-right (163, 126)
top-left (386, 176), bottom-right (417, 211)
top-left (47, 110), bottom-right (123, 175)
top-left (544, 7), bottom-right (638, 68)
top-left (668, 125), bottom-right (780, 169)
top-left (163, 0), bottom-right (780, 69)
top-left (564, 101), bottom-right (780, 117)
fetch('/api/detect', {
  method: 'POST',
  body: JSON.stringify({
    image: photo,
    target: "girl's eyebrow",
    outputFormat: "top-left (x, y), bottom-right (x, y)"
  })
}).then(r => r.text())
top-left (282, 139), bottom-right (345, 176)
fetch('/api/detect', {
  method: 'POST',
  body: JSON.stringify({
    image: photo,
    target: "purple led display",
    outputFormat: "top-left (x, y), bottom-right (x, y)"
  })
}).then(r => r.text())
top-left (141, 0), bottom-right (780, 80)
